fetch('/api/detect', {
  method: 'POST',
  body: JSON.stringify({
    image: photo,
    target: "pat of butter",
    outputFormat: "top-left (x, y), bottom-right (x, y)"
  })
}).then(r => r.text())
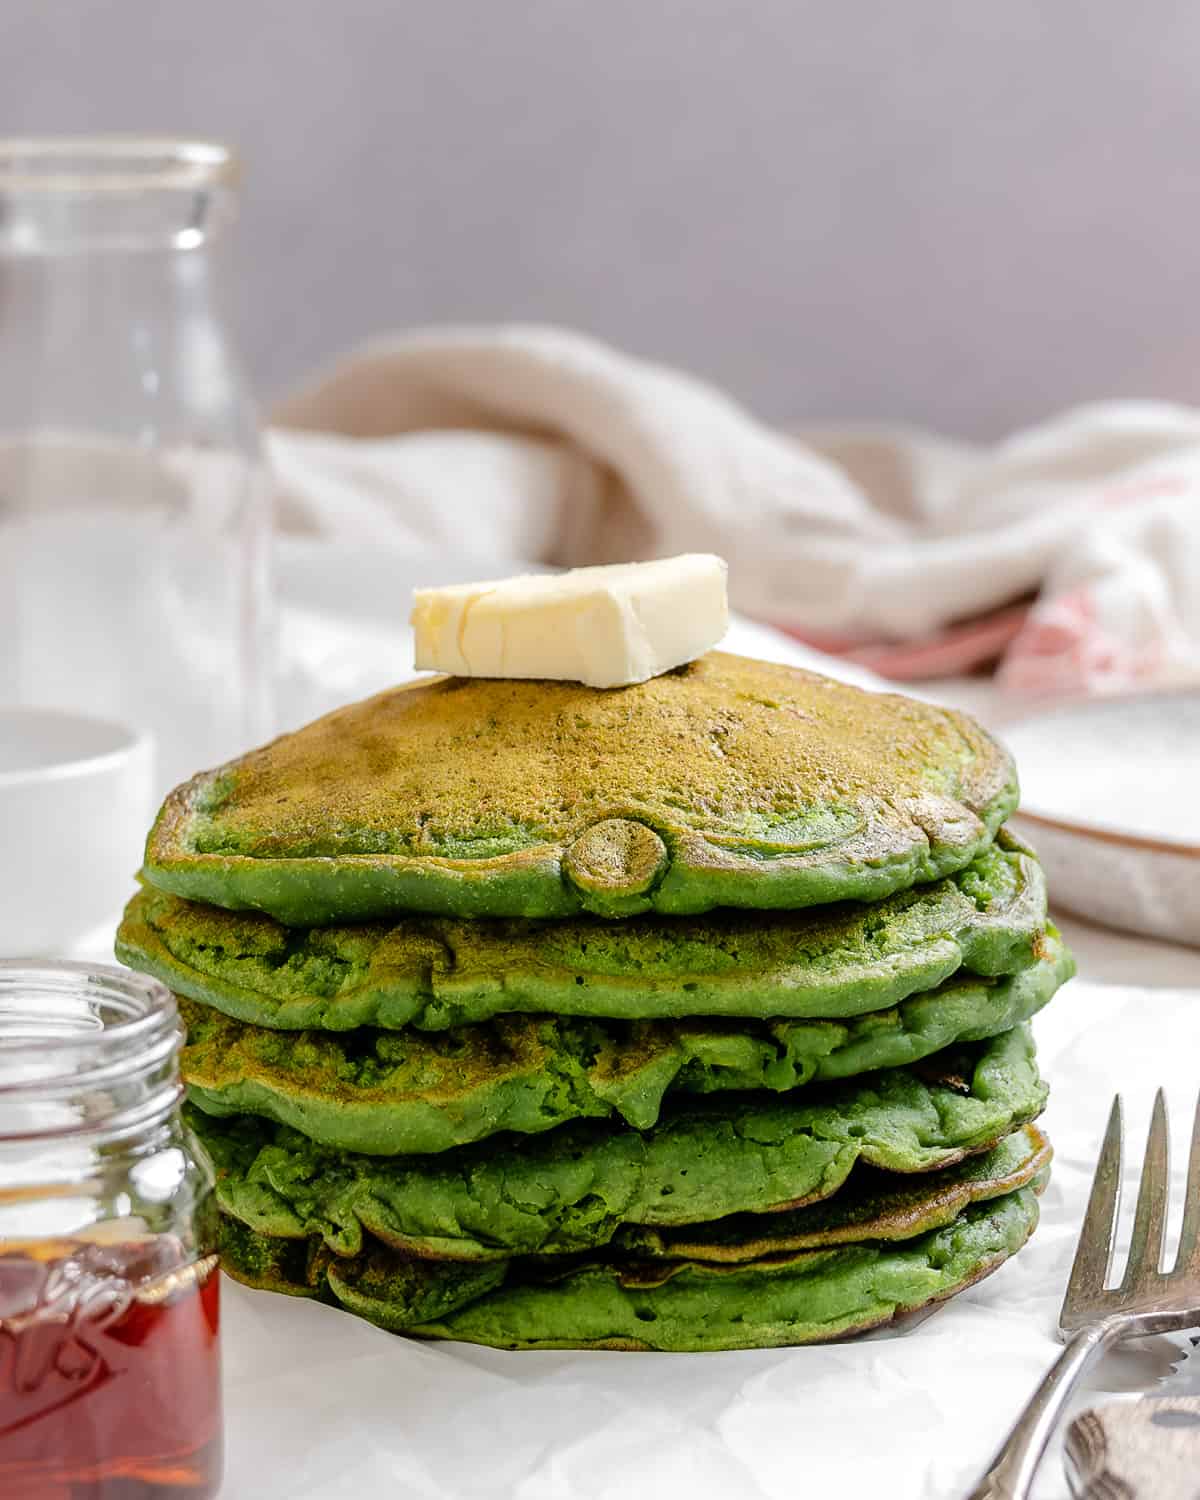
top-left (411, 555), bottom-right (729, 688)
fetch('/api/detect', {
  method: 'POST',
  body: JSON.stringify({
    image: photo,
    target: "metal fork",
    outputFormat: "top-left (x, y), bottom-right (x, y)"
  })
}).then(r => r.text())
top-left (966, 1092), bottom-right (1200, 1499)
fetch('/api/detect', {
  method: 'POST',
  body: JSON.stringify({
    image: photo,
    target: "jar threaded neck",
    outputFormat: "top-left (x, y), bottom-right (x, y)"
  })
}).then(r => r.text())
top-left (0, 962), bottom-right (183, 1146)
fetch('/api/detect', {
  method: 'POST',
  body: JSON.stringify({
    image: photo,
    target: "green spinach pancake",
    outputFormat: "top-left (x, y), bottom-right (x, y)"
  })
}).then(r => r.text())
top-left (215, 1157), bottom-right (1046, 1350)
top-left (615, 1122), bottom-right (1051, 1261)
top-left (118, 838), bottom-right (1045, 1033)
top-left (141, 652), bottom-right (1017, 923)
top-left (187, 1024), bottom-right (1046, 1263)
top-left (409, 1189), bottom-right (1043, 1351)
top-left (178, 936), bottom-right (1070, 1155)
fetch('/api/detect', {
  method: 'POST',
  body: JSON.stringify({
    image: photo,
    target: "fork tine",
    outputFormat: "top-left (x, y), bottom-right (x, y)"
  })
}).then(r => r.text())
top-left (1120, 1089), bottom-right (1171, 1293)
top-left (1172, 1094), bottom-right (1200, 1275)
top-left (1063, 1096), bottom-right (1124, 1316)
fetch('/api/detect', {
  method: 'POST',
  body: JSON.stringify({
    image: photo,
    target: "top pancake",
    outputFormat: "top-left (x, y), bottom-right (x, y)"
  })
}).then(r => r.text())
top-left (143, 651), bottom-right (1017, 924)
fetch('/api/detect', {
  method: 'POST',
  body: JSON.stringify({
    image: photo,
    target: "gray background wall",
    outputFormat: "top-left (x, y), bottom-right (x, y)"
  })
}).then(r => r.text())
top-left (7, 1), bottom-right (1200, 437)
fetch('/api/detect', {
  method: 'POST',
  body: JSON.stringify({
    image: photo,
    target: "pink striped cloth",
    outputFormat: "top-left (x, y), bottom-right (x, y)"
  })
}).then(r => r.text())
top-left (788, 418), bottom-right (1200, 696)
top-left (270, 327), bottom-right (1200, 699)
top-left (780, 604), bottom-right (1032, 682)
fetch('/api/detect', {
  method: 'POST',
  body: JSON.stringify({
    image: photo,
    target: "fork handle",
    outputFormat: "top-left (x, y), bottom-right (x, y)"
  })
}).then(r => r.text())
top-left (965, 1322), bottom-right (1123, 1499)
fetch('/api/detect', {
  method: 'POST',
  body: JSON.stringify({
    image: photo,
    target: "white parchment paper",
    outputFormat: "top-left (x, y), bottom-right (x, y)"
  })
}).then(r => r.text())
top-left (219, 980), bottom-right (1200, 1499)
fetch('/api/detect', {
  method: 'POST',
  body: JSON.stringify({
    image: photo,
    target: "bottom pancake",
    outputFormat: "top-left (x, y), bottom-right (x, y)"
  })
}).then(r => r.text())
top-left (214, 1129), bottom-right (1048, 1351)
top-left (409, 1188), bottom-right (1042, 1351)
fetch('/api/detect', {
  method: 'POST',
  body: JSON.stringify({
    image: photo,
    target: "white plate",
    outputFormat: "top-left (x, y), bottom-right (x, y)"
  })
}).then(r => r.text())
top-left (1003, 692), bottom-right (1200, 947)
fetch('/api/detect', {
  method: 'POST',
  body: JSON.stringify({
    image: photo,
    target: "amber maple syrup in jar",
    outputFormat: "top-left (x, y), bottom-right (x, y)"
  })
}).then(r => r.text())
top-left (0, 962), bottom-right (221, 1498)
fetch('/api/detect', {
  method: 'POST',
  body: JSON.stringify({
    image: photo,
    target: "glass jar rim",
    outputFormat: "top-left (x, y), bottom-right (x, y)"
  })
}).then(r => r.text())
top-left (0, 960), bottom-right (178, 1094)
top-left (0, 136), bottom-right (240, 194)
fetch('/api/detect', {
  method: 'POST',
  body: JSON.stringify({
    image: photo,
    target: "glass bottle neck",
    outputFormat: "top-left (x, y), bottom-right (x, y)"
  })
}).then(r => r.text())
top-left (0, 138), bottom-right (238, 256)
top-left (0, 139), bottom-right (253, 448)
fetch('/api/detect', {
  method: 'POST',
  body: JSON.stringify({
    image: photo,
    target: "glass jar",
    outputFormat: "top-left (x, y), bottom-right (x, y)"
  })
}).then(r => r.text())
top-left (0, 137), bottom-right (273, 795)
top-left (0, 961), bottom-right (222, 1499)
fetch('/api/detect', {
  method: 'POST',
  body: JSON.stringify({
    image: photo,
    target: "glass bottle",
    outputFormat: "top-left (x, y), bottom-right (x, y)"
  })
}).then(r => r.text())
top-left (0, 137), bottom-right (272, 794)
top-left (0, 960), bottom-right (222, 1498)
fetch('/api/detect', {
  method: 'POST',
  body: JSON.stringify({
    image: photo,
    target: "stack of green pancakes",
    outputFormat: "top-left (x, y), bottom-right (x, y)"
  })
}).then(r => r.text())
top-left (116, 651), bottom-right (1071, 1352)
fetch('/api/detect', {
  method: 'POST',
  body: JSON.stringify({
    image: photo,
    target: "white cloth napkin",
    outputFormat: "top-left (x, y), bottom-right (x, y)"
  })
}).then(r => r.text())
top-left (271, 325), bottom-right (1200, 698)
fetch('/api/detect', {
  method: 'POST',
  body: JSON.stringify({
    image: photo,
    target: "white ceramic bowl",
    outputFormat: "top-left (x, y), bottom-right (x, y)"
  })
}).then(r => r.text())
top-left (0, 708), bottom-right (154, 957)
top-left (1004, 691), bottom-right (1200, 948)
